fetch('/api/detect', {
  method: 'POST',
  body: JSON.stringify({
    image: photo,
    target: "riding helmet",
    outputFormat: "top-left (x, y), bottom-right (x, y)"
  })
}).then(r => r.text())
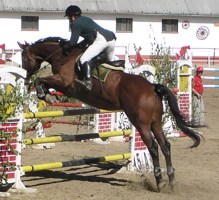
top-left (64, 5), bottom-right (82, 17)
top-left (196, 66), bottom-right (203, 72)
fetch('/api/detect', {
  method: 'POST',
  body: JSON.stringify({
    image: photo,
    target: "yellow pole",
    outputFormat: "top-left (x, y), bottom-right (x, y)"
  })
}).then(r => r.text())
top-left (99, 130), bottom-right (131, 138)
top-left (22, 162), bottom-right (63, 172)
top-left (100, 153), bottom-right (131, 162)
top-left (100, 109), bottom-right (122, 113)
top-left (22, 153), bottom-right (131, 173)
top-left (23, 110), bottom-right (65, 119)
top-left (24, 136), bottom-right (63, 145)
top-left (23, 108), bottom-right (100, 119)
top-left (23, 130), bottom-right (131, 145)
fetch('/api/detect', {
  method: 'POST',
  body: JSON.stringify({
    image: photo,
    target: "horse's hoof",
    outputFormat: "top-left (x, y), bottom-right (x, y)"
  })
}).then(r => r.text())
top-left (45, 94), bottom-right (59, 103)
top-left (169, 181), bottom-right (175, 191)
top-left (157, 181), bottom-right (166, 192)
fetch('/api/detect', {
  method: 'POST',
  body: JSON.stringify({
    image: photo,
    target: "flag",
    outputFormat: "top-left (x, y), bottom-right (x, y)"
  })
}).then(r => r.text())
top-left (0, 44), bottom-right (5, 50)
top-left (136, 47), bottom-right (143, 65)
top-left (179, 45), bottom-right (190, 57)
top-left (136, 52), bottom-right (143, 65)
top-left (176, 53), bottom-right (180, 60)
top-left (0, 43), bottom-right (5, 64)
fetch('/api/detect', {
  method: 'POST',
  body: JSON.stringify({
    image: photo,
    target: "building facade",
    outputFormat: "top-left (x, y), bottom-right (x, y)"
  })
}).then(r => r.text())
top-left (0, 0), bottom-right (219, 61)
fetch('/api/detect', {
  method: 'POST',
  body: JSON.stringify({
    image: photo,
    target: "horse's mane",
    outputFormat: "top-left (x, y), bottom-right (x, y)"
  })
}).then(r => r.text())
top-left (34, 37), bottom-right (67, 45)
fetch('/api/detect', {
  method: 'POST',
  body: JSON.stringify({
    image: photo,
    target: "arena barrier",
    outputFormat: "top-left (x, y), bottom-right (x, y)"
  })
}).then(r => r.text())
top-left (202, 67), bottom-right (219, 88)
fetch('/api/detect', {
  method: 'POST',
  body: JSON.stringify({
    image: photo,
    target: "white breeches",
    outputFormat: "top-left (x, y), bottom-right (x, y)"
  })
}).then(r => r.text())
top-left (80, 32), bottom-right (116, 64)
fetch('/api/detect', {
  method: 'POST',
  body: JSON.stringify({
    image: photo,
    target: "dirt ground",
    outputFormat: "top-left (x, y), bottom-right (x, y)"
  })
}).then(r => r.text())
top-left (5, 81), bottom-right (219, 199)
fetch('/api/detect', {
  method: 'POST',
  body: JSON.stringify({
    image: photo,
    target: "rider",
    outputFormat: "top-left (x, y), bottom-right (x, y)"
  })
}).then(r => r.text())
top-left (64, 5), bottom-right (117, 90)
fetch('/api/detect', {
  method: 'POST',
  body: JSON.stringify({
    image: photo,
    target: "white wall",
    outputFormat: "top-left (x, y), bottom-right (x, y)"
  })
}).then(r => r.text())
top-left (0, 12), bottom-right (71, 49)
top-left (0, 12), bottom-right (218, 57)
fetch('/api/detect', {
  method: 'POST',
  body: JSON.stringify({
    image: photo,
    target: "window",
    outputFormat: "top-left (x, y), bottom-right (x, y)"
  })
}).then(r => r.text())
top-left (162, 19), bottom-right (178, 33)
top-left (116, 18), bottom-right (133, 32)
top-left (21, 16), bottom-right (39, 31)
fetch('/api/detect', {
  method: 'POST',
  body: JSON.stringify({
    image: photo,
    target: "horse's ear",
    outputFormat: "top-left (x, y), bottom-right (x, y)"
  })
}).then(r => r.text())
top-left (17, 41), bottom-right (30, 50)
top-left (17, 41), bottom-right (24, 49)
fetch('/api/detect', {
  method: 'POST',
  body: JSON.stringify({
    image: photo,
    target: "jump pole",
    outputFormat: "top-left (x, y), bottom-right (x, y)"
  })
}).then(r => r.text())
top-left (22, 153), bottom-right (131, 173)
top-left (23, 107), bottom-right (128, 144)
top-left (23, 108), bottom-right (100, 119)
top-left (23, 130), bottom-right (132, 145)
top-left (47, 102), bottom-right (85, 107)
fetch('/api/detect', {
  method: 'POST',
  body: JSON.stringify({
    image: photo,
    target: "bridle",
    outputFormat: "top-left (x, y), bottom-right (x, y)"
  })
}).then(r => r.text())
top-left (23, 44), bottom-right (62, 77)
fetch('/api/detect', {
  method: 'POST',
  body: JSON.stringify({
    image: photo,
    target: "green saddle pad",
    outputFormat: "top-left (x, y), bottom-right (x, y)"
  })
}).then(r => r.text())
top-left (92, 63), bottom-right (124, 82)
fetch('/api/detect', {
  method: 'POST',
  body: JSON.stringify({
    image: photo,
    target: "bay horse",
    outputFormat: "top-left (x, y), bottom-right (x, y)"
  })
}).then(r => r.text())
top-left (17, 37), bottom-right (202, 192)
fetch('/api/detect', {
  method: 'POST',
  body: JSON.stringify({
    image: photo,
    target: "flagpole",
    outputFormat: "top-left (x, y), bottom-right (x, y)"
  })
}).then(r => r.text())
top-left (12, 48), bottom-right (15, 65)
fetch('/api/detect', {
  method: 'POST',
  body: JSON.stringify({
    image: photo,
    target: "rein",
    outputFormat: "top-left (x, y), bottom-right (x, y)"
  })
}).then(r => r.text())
top-left (44, 47), bottom-right (62, 61)
top-left (29, 45), bottom-right (62, 76)
top-left (33, 62), bottom-right (51, 76)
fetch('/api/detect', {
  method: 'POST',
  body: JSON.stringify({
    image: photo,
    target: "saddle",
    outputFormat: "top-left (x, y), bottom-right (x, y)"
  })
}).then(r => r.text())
top-left (104, 60), bottom-right (125, 67)
top-left (76, 52), bottom-right (125, 82)
top-left (89, 51), bottom-right (125, 69)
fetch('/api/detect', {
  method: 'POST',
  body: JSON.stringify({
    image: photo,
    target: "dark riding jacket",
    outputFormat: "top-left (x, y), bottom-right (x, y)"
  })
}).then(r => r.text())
top-left (69, 16), bottom-right (116, 46)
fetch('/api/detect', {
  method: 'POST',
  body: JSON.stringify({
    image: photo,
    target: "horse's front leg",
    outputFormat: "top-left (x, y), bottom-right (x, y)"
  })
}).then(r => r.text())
top-left (34, 77), bottom-right (50, 100)
top-left (34, 75), bottom-right (68, 103)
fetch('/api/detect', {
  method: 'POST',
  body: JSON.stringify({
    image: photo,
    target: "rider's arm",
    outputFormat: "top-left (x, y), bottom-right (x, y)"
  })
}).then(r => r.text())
top-left (69, 23), bottom-right (81, 46)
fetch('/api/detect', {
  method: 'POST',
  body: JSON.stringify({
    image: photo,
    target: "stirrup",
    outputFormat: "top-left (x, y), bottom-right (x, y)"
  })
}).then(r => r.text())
top-left (83, 80), bottom-right (93, 90)
top-left (75, 79), bottom-right (92, 90)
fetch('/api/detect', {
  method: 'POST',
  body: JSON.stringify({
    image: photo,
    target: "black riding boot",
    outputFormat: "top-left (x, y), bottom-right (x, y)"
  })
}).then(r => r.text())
top-left (82, 61), bottom-right (93, 90)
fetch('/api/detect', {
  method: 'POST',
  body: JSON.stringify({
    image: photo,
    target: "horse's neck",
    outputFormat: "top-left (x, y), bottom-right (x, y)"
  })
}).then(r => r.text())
top-left (36, 44), bottom-right (63, 63)
top-left (35, 45), bottom-right (83, 72)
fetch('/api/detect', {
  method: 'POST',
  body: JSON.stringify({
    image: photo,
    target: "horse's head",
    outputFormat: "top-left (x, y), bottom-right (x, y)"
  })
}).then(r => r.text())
top-left (18, 37), bottom-right (70, 80)
top-left (17, 41), bottom-right (44, 80)
top-left (18, 37), bottom-right (88, 82)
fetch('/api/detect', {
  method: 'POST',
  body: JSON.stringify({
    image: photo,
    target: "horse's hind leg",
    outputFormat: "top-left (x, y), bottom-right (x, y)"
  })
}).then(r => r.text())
top-left (148, 138), bottom-right (165, 190)
top-left (160, 138), bottom-right (175, 183)
top-left (138, 127), bottom-right (165, 191)
top-left (152, 124), bottom-right (175, 189)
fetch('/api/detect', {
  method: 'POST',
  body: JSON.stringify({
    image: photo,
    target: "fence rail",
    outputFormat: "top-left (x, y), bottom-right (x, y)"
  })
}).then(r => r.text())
top-left (2, 47), bottom-right (219, 67)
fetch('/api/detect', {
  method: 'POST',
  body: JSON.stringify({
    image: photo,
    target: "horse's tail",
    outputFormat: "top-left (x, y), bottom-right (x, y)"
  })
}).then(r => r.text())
top-left (154, 84), bottom-right (202, 148)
